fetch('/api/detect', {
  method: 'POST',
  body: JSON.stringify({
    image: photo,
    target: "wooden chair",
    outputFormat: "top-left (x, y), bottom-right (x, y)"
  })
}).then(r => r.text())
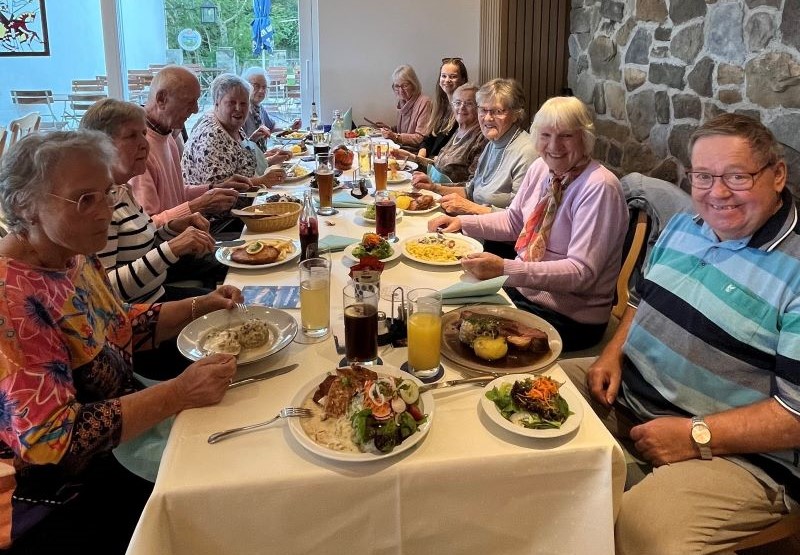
top-left (734, 510), bottom-right (800, 552)
top-left (612, 210), bottom-right (648, 319)
top-left (8, 112), bottom-right (41, 146)
top-left (10, 90), bottom-right (65, 130)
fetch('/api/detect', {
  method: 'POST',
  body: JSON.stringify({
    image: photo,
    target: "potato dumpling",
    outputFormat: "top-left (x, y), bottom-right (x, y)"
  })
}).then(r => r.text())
top-left (395, 195), bottom-right (412, 210)
top-left (472, 335), bottom-right (509, 361)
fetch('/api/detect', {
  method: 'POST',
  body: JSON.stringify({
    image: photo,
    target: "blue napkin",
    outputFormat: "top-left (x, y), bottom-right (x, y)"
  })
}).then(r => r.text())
top-left (440, 276), bottom-right (510, 305)
top-left (319, 235), bottom-right (359, 252)
top-left (332, 191), bottom-right (371, 208)
top-left (242, 286), bottom-right (300, 308)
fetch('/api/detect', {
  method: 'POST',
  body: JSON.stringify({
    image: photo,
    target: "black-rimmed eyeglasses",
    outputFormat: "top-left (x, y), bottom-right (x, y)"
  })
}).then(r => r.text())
top-left (687, 162), bottom-right (774, 191)
top-left (48, 185), bottom-right (122, 214)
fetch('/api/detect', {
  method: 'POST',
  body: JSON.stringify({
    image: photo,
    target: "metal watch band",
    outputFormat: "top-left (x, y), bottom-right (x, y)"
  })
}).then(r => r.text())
top-left (691, 416), bottom-right (712, 460)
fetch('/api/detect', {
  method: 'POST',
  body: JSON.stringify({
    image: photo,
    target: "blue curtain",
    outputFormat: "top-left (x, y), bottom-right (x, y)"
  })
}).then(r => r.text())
top-left (251, 0), bottom-right (273, 56)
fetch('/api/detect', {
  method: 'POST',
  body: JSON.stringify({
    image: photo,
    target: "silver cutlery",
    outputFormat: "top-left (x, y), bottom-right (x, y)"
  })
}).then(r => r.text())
top-left (230, 208), bottom-right (277, 219)
top-left (228, 363), bottom-right (299, 389)
top-left (207, 406), bottom-right (311, 444)
top-left (236, 302), bottom-right (249, 314)
top-left (214, 239), bottom-right (246, 248)
top-left (419, 375), bottom-right (498, 393)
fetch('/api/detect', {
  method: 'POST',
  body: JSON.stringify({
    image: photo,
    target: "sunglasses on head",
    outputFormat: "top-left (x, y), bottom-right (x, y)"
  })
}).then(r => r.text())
top-left (350, 178), bottom-right (369, 199)
top-left (441, 57), bottom-right (463, 63)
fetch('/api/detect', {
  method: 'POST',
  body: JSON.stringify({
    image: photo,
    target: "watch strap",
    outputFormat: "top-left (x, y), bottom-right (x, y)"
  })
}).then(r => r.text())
top-left (691, 416), bottom-right (712, 460)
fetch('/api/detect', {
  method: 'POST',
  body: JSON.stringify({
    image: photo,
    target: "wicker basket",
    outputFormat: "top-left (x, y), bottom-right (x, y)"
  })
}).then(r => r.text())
top-left (237, 202), bottom-right (302, 232)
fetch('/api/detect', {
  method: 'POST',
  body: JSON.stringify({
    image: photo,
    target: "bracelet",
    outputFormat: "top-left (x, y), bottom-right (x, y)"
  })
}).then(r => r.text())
top-left (191, 297), bottom-right (198, 320)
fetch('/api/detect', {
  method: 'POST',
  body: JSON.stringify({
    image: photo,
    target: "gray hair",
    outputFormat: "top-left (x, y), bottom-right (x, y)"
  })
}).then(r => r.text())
top-left (391, 65), bottom-right (422, 97)
top-left (454, 82), bottom-right (479, 97)
top-left (211, 73), bottom-right (251, 105)
top-left (80, 98), bottom-right (145, 137)
top-left (241, 66), bottom-right (269, 83)
top-left (0, 130), bottom-right (115, 234)
top-left (476, 78), bottom-right (526, 124)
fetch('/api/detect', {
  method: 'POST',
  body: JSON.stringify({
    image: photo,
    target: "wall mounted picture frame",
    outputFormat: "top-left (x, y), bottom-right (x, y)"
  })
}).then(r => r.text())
top-left (0, 0), bottom-right (50, 57)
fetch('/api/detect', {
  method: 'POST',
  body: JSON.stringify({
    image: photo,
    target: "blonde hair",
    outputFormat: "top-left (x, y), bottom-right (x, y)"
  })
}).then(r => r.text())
top-left (476, 78), bottom-right (526, 124)
top-left (530, 96), bottom-right (596, 157)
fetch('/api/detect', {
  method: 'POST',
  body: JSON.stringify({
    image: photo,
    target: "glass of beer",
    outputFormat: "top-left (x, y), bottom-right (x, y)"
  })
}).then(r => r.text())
top-left (315, 153), bottom-right (335, 216)
top-left (373, 140), bottom-right (389, 191)
top-left (357, 137), bottom-right (372, 176)
top-left (374, 190), bottom-right (396, 242)
top-left (343, 283), bottom-right (379, 365)
top-left (299, 257), bottom-right (330, 338)
top-left (406, 288), bottom-right (443, 378)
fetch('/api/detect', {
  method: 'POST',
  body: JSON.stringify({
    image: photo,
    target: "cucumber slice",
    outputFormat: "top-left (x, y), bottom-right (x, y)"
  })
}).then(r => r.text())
top-left (397, 379), bottom-right (419, 404)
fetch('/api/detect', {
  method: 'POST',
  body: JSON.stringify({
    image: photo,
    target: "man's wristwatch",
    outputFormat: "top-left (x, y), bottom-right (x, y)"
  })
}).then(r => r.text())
top-left (691, 416), bottom-right (712, 460)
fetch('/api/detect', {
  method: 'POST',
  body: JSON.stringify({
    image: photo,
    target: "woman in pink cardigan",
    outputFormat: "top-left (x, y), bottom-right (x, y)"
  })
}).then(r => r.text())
top-left (376, 64), bottom-right (432, 150)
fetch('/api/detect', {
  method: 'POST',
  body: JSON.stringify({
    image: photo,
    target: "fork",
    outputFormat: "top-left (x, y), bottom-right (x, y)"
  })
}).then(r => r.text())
top-left (236, 302), bottom-right (249, 315)
top-left (207, 407), bottom-right (311, 444)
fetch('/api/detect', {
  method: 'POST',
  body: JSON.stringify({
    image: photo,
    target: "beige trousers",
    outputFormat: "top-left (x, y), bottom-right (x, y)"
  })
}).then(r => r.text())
top-left (560, 357), bottom-right (791, 554)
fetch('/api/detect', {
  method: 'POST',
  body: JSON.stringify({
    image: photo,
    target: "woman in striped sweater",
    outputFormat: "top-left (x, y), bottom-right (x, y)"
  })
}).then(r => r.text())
top-left (82, 99), bottom-right (218, 303)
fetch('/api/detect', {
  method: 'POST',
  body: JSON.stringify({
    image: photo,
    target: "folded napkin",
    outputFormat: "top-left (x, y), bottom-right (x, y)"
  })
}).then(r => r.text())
top-left (319, 235), bottom-right (359, 252)
top-left (332, 191), bottom-right (371, 208)
top-left (440, 276), bottom-right (510, 306)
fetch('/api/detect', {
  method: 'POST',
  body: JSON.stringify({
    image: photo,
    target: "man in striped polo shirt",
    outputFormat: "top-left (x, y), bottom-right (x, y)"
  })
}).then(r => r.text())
top-left (562, 113), bottom-right (800, 552)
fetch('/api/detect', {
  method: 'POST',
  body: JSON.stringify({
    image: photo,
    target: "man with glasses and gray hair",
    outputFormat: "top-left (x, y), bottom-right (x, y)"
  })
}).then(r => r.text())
top-left (560, 113), bottom-right (800, 552)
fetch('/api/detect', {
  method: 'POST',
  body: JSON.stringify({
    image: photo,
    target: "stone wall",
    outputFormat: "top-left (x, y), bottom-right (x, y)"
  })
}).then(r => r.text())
top-left (568, 0), bottom-right (800, 190)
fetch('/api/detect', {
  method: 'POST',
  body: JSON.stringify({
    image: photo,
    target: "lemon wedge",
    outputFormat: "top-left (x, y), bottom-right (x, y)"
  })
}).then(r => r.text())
top-left (395, 196), bottom-right (412, 210)
top-left (245, 241), bottom-right (264, 254)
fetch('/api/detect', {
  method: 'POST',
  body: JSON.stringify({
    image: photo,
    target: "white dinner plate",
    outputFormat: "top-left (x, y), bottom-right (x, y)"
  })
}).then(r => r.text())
top-left (392, 190), bottom-right (441, 214)
top-left (440, 306), bottom-right (562, 374)
top-left (281, 162), bottom-right (314, 183)
top-left (355, 207), bottom-right (404, 224)
top-left (387, 171), bottom-right (412, 184)
top-left (342, 242), bottom-right (402, 263)
top-left (400, 233), bottom-right (483, 266)
top-left (480, 374), bottom-right (583, 438)
top-left (401, 161), bottom-right (418, 172)
top-left (288, 366), bottom-right (435, 462)
top-left (177, 306), bottom-right (297, 364)
top-left (215, 236), bottom-right (300, 270)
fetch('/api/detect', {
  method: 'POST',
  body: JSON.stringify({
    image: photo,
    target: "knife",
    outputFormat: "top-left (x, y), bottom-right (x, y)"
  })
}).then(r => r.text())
top-left (419, 375), bottom-right (496, 393)
top-left (215, 239), bottom-right (246, 248)
top-left (228, 363), bottom-right (299, 389)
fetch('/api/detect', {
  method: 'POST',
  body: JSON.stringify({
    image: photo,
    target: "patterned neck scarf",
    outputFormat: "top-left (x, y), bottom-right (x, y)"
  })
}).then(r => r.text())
top-left (515, 159), bottom-right (590, 261)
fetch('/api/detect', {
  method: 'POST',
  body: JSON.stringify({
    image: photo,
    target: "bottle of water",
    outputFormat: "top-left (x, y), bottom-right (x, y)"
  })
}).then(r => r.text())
top-left (330, 109), bottom-right (345, 148)
top-left (309, 102), bottom-right (320, 133)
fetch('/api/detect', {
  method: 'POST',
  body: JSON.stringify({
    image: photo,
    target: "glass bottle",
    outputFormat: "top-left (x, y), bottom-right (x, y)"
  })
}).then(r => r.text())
top-left (299, 189), bottom-right (319, 261)
top-left (374, 190), bottom-right (396, 242)
top-left (309, 101), bottom-right (320, 133)
top-left (330, 109), bottom-right (345, 148)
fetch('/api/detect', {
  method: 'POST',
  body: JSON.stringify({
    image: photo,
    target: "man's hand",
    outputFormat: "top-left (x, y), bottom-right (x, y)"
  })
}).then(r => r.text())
top-left (169, 212), bottom-right (210, 234)
top-left (189, 188), bottom-right (239, 214)
top-left (460, 252), bottom-right (504, 280)
top-left (586, 357), bottom-right (623, 407)
top-left (630, 417), bottom-right (696, 466)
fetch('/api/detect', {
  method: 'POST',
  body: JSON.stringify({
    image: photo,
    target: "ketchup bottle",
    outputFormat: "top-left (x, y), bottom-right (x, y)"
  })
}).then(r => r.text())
top-left (299, 189), bottom-right (319, 261)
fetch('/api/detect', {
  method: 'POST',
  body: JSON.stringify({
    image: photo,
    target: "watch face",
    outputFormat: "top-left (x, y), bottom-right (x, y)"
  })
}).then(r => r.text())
top-left (692, 424), bottom-right (711, 444)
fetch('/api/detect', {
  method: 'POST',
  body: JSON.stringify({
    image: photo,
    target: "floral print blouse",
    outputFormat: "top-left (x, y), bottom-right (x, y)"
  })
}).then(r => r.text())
top-left (181, 112), bottom-right (258, 187)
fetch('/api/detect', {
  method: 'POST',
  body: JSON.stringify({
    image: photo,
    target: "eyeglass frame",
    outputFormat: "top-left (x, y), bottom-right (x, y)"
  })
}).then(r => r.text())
top-left (686, 161), bottom-right (774, 191)
top-left (451, 100), bottom-right (477, 110)
top-left (47, 185), bottom-right (122, 214)
top-left (477, 106), bottom-right (509, 119)
top-left (391, 82), bottom-right (413, 91)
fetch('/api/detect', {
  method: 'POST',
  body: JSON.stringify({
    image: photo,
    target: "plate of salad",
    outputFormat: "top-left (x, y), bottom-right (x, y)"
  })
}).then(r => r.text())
top-left (480, 374), bottom-right (583, 438)
top-left (343, 233), bottom-right (401, 263)
top-left (287, 365), bottom-right (434, 462)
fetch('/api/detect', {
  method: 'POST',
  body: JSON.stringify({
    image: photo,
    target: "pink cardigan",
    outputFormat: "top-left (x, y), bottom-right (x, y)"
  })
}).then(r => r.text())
top-left (130, 128), bottom-right (207, 227)
top-left (395, 94), bottom-right (431, 147)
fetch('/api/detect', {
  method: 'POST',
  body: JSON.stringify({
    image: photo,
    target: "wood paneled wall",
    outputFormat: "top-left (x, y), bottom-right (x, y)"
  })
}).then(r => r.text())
top-left (480, 0), bottom-right (571, 120)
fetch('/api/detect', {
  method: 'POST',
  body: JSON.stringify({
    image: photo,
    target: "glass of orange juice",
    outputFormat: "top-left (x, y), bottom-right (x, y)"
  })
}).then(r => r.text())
top-left (406, 288), bottom-right (442, 378)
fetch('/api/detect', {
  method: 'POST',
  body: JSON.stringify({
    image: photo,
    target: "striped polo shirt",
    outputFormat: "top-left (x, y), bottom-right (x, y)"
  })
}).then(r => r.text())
top-left (621, 191), bottom-right (800, 499)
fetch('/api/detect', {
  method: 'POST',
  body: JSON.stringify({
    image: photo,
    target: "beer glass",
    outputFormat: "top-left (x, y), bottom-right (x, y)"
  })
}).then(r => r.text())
top-left (315, 153), bottom-right (335, 216)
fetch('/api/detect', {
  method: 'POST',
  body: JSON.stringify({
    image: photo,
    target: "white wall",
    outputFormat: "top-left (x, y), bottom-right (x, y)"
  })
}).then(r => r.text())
top-left (303, 0), bottom-right (481, 126)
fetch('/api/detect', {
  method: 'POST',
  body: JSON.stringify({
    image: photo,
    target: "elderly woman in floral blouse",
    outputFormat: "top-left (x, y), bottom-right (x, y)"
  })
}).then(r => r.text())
top-left (182, 73), bottom-right (289, 188)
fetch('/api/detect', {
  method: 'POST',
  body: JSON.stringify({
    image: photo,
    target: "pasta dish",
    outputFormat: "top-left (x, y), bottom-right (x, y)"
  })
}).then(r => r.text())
top-left (405, 236), bottom-right (473, 262)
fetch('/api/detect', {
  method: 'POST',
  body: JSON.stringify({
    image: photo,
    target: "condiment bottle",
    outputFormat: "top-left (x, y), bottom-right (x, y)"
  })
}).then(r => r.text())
top-left (299, 189), bottom-right (318, 261)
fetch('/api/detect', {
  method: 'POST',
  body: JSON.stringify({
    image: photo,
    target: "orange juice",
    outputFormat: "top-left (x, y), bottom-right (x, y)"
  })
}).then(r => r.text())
top-left (407, 312), bottom-right (442, 371)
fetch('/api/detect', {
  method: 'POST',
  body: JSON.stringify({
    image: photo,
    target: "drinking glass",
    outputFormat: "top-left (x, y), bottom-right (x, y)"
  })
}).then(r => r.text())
top-left (299, 257), bottom-right (331, 338)
top-left (406, 288), bottom-right (443, 378)
top-left (357, 137), bottom-right (372, 176)
top-left (312, 131), bottom-right (330, 156)
top-left (342, 283), bottom-right (379, 365)
top-left (374, 190), bottom-right (396, 241)
top-left (373, 140), bottom-right (389, 191)
top-left (315, 153), bottom-right (335, 216)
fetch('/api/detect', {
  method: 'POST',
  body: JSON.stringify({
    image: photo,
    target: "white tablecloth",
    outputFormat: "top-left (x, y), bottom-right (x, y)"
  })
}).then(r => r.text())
top-left (127, 181), bottom-right (626, 555)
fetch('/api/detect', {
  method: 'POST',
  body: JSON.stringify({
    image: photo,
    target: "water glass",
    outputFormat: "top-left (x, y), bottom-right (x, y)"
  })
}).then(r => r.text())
top-left (299, 257), bottom-right (330, 337)
top-left (406, 288), bottom-right (442, 378)
top-left (315, 153), bottom-right (335, 216)
top-left (357, 137), bottom-right (372, 176)
top-left (342, 283), bottom-right (379, 365)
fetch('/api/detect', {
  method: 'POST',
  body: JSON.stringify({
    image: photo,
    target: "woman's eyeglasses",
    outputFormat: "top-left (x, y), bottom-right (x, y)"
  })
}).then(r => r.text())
top-left (48, 185), bottom-right (122, 214)
top-left (392, 83), bottom-right (413, 91)
top-left (477, 107), bottom-right (509, 119)
top-left (451, 100), bottom-right (477, 110)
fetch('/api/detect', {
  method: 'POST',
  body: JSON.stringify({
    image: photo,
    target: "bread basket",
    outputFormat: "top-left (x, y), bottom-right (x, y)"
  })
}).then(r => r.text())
top-left (236, 202), bottom-right (301, 232)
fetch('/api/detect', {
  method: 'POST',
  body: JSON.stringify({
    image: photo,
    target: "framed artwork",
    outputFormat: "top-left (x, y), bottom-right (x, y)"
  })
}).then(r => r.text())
top-left (0, 0), bottom-right (50, 56)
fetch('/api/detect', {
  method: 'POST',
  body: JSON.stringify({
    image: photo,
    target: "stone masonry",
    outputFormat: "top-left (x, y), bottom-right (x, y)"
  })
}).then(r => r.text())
top-left (568, 0), bottom-right (800, 192)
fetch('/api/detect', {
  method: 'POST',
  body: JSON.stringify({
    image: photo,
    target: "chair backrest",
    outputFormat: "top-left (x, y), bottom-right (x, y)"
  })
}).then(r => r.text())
top-left (0, 125), bottom-right (7, 161)
top-left (612, 210), bottom-right (649, 319)
top-left (72, 79), bottom-right (105, 93)
top-left (8, 112), bottom-right (41, 145)
top-left (68, 92), bottom-right (107, 112)
top-left (10, 89), bottom-right (54, 106)
top-left (268, 66), bottom-right (287, 85)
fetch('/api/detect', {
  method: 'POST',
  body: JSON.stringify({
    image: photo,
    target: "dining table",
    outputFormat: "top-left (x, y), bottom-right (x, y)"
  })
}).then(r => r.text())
top-left (125, 161), bottom-right (627, 555)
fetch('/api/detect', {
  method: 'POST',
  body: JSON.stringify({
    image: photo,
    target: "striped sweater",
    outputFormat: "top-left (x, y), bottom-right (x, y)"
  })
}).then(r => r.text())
top-left (622, 192), bottom-right (800, 498)
top-left (98, 185), bottom-right (179, 303)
